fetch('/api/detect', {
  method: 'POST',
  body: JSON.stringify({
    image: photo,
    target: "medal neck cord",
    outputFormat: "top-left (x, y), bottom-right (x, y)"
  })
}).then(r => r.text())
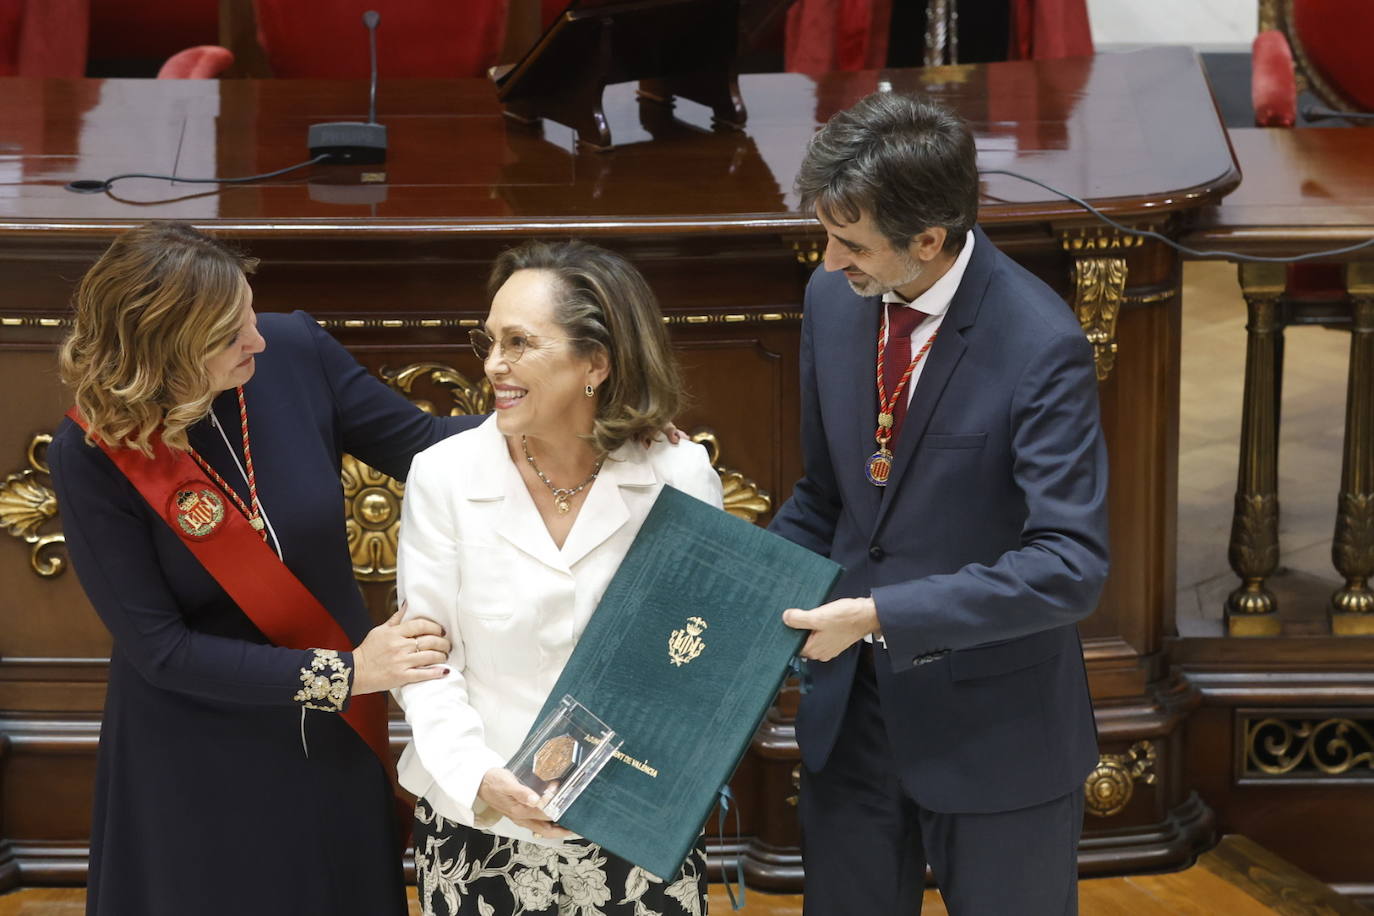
top-left (208, 402), bottom-right (282, 562)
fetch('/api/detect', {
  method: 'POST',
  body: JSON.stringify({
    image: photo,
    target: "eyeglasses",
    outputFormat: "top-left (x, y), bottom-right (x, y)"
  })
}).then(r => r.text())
top-left (468, 328), bottom-right (567, 364)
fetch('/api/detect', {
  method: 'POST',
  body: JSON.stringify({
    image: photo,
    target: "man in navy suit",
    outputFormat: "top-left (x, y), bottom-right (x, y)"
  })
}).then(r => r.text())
top-left (772, 92), bottom-right (1109, 914)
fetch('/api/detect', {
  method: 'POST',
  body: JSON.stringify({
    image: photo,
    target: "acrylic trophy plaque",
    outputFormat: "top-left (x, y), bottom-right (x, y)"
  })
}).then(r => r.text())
top-left (506, 694), bottom-right (621, 820)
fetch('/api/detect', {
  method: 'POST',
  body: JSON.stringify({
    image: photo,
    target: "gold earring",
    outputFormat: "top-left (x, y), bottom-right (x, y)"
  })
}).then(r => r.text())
top-left (585, 384), bottom-right (595, 397)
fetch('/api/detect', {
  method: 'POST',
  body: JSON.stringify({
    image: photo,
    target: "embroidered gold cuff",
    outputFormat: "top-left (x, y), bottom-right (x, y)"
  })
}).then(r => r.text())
top-left (293, 648), bottom-right (351, 713)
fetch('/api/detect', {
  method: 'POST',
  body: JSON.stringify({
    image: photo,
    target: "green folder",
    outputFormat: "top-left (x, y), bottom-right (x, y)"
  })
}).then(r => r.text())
top-left (527, 484), bottom-right (843, 880)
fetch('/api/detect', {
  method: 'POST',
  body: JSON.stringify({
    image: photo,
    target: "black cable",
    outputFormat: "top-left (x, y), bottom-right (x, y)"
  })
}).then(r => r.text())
top-left (980, 168), bottom-right (1374, 264)
top-left (65, 154), bottom-right (335, 194)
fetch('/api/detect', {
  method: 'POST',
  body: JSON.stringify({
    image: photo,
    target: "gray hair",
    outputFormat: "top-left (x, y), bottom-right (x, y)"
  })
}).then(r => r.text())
top-left (796, 91), bottom-right (979, 253)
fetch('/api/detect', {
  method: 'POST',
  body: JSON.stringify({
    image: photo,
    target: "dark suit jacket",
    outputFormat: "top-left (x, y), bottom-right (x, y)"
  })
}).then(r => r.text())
top-left (770, 227), bottom-right (1109, 814)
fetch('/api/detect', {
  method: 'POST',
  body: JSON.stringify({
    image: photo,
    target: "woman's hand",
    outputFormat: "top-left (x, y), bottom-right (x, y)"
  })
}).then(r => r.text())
top-left (477, 768), bottom-right (575, 839)
top-left (640, 422), bottom-right (688, 447)
top-left (351, 610), bottom-right (451, 695)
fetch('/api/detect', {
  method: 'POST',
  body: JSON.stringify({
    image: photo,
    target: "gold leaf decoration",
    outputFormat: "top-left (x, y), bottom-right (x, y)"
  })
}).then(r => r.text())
top-left (690, 429), bottom-right (772, 524)
top-left (1070, 255), bottom-right (1127, 382)
top-left (342, 455), bottom-right (407, 582)
top-left (1083, 741), bottom-right (1156, 817)
top-left (0, 433), bottom-right (67, 577)
top-left (1246, 717), bottom-right (1374, 777)
top-left (381, 362), bottom-right (492, 416)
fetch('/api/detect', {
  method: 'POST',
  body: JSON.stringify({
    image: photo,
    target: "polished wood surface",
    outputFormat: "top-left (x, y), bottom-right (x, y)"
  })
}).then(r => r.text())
top-left (1187, 127), bottom-right (1374, 253)
top-left (0, 837), bottom-right (1361, 915)
top-left (0, 46), bottom-right (1235, 226)
top-left (0, 47), bottom-right (1237, 891)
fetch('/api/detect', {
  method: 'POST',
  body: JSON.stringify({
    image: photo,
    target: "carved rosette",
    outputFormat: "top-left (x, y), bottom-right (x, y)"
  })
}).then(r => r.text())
top-left (1083, 741), bottom-right (1156, 817)
top-left (0, 434), bottom-right (67, 577)
top-left (1246, 717), bottom-right (1374, 777)
top-left (342, 456), bottom-right (407, 582)
top-left (1070, 256), bottom-right (1128, 382)
top-left (689, 430), bottom-right (772, 523)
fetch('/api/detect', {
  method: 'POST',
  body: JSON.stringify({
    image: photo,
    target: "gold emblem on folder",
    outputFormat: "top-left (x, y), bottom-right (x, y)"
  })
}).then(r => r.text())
top-left (668, 616), bottom-right (708, 666)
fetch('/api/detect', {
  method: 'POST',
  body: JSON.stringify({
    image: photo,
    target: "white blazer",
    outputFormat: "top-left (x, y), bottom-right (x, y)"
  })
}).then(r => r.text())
top-left (395, 415), bottom-right (724, 844)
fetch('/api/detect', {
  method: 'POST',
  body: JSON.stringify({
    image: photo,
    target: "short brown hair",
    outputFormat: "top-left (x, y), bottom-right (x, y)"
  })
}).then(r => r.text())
top-left (59, 221), bottom-right (258, 457)
top-left (796, 91), bottom-right (979, 253)
top-left (487, 240), bottom-right (681, 455)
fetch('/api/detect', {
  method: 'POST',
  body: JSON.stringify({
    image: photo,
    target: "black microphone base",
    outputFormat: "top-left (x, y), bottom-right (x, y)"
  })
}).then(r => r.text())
top-left (308, 121), bottom-right (388, 164)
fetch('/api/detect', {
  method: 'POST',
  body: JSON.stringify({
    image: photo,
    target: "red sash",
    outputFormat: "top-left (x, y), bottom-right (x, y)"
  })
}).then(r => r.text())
top-left (66, 408), bottom-right (408, 835)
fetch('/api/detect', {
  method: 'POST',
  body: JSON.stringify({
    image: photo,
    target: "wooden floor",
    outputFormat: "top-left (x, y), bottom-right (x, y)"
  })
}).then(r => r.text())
top-left (1, 837), bottom-right (1363, 915)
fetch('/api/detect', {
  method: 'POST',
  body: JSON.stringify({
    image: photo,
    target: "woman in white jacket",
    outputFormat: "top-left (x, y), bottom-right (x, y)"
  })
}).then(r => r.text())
top-left (396, 240), bottom-right (723, 916)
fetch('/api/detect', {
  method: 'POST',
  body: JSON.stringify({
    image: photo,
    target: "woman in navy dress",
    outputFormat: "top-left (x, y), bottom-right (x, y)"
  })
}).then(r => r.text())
top-left (48, 221), bottom-right (478, 915)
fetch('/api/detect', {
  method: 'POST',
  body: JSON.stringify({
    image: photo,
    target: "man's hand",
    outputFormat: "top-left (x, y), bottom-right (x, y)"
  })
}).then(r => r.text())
top-left (782, 597), bottom-right (881, 661)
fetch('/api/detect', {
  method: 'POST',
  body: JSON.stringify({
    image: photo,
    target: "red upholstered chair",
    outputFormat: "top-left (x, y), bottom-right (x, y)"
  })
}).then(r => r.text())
top-left (1252, 0), bottom-right (1374, 126)
top-left (1250, 0), bottom-right (1374, 303)
top-left (208, 0), bottom-right (509, 79)
top-left (0, 0), bottom-right (89, 76)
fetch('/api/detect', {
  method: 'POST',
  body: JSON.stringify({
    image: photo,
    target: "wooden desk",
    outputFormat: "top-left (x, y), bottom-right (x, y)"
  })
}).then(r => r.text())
top-left (1188, 128), bottom-right (1374, 255)
top-left (0, 47), bottom-right (1238, 890)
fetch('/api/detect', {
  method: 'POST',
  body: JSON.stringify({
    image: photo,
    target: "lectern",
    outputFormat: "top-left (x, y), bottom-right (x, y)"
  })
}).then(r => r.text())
top-left (495, 0), bottom-right (747, 149)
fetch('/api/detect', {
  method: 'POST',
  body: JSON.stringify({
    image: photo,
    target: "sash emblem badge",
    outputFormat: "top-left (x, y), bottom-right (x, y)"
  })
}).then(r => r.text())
top-left (169, 483), bottom-right (226, 539)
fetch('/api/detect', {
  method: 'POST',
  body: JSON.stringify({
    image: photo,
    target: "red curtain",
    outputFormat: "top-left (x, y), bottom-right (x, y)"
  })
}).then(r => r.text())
top-left (253, 0), bottom-right (508, 78)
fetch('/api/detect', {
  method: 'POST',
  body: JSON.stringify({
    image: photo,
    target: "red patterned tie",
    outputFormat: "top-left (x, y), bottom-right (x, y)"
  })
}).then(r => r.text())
top-left (883, 302), bottom-right (928, 445)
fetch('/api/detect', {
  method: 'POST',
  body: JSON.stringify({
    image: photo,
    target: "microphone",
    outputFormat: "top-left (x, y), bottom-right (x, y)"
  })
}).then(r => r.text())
top-left (308, 11), bottom-right (388, 164)
top-left (364, 10), bottom-right (380, 125)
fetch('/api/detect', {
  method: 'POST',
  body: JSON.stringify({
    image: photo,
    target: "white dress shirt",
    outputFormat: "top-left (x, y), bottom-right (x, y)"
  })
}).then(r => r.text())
top-left (882, 230), bottom-right (976, 408)
top-left (395, 415), bottom-right (724, 845)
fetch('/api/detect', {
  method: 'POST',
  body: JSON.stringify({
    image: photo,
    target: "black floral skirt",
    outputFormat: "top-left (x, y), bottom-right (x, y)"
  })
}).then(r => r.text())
top-left (413, 797), bottom-right (708, 916)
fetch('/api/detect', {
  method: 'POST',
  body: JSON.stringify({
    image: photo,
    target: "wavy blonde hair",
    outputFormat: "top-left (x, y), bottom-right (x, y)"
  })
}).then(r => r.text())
top-left (59, 222), bottom-right (258, 457)
top-left (488, 240), bottom-right (682, 455)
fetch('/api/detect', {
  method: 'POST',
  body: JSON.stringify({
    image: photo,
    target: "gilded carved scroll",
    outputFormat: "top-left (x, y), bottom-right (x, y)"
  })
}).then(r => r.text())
top-left (1071, 256), bottom-right (1128, 383)
top-left (0, 434), bottom-right (67, 578)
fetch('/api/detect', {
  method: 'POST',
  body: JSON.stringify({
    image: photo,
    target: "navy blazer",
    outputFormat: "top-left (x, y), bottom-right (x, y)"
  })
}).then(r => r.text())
top-left (770, 228), bottom-right (1109, 814)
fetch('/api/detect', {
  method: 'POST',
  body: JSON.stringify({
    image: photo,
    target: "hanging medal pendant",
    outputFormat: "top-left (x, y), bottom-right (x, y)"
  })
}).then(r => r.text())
top-left (555, 497), bottom-right (571, 514)
top-left (866, 447), bottom-right (895, 486)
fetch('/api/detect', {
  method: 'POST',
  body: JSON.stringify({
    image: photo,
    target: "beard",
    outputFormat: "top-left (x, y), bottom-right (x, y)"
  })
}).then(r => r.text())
top-left (843, 252), bottom-right (925, 298)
